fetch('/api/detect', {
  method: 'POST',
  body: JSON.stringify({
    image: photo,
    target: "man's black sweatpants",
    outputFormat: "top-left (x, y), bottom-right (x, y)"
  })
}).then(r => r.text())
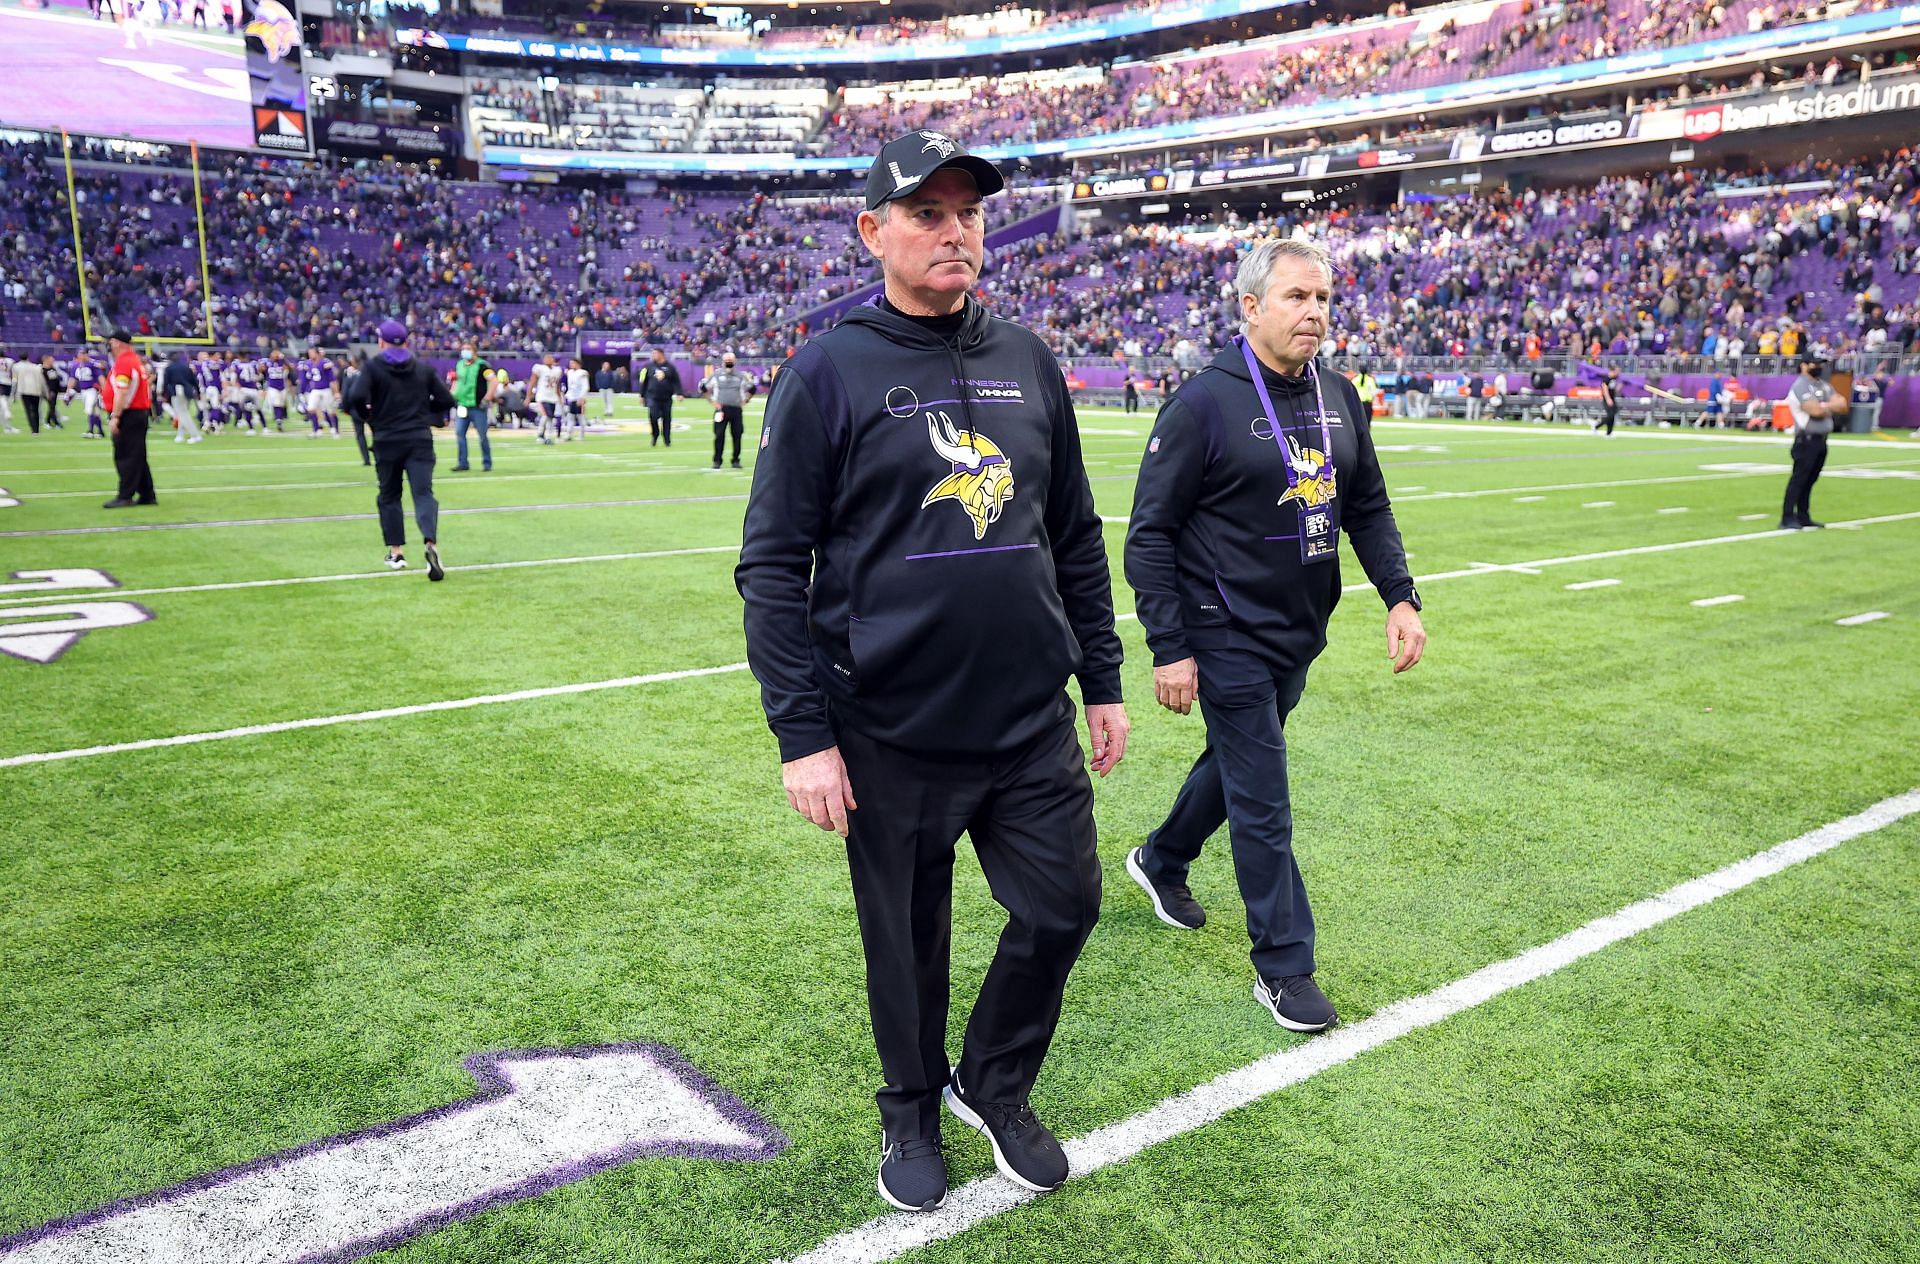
top-left (373, 431), bottom-right (439, 548)
top-left (1782, 431), bottom-right (1828, 525)
top-left (1137, 649), bottom-right (1314, 980)
top-left (835, 712), bottom-right (1101, 1139)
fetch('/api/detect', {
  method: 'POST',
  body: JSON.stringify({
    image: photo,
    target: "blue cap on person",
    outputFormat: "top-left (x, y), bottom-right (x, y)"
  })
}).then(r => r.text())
top-left (377, 318), bottom-right (409, 344)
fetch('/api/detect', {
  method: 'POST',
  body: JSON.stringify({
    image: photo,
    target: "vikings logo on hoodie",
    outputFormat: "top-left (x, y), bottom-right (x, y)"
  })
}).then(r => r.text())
top-left (920, 410), bottom-right (1015, 540)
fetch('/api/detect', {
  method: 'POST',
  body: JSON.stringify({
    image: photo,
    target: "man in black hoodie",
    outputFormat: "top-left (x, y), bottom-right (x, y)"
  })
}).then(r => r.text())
top-left (343, 319), bottom-right (456, 580)
top-left (1123, 238), bottom-right (1426, 1034)
top-left (736, 131), bottom-right (1128, 1214)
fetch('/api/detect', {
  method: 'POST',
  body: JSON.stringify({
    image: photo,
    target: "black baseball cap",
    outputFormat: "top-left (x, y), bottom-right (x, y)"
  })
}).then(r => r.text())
top-left (864, 131), bottom-right (1005, 211)
top-left (106, 328), bottom-right (135, 344)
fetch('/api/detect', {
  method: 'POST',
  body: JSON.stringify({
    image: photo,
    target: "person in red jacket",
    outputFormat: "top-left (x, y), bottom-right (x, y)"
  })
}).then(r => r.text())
top-left (102, 329), bottom-right (157, 509)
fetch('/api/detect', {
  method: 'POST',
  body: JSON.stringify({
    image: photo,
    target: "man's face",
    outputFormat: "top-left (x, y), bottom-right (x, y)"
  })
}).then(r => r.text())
top-left (1243, 255), bottom-right (1332, 369)
top-left (857, 167), bottom-right (985, 313)
top-left (651, 351), bottom-right (665, 364)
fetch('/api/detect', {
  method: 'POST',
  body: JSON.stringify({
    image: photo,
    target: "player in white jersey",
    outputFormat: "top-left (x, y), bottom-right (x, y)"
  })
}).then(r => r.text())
top-left (0, 349), bottom-right (18, 433)
top-left (564, 357), bottom-right (591, 441)
top-left (530, 354), bottom-right (563, 445)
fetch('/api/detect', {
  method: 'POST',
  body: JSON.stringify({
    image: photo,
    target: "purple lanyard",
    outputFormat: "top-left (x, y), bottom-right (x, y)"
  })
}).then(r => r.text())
top-left (1238, 335), bottom-right (1333, 488)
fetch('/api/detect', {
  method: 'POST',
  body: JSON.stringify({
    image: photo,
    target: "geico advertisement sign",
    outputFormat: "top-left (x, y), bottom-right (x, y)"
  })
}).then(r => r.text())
top-left (1486, 119), bottom-right (1625, 154)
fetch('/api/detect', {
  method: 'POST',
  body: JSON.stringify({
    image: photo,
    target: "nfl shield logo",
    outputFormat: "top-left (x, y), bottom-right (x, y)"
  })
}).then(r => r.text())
top-left (1148, 435), bottom-right (1160, 453)
top-left (760, 427), bottom-right (771, 449)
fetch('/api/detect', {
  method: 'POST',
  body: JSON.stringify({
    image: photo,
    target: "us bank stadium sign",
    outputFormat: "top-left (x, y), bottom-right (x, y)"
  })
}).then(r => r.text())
top-left (1633, 78), bottom-right (1920, 142)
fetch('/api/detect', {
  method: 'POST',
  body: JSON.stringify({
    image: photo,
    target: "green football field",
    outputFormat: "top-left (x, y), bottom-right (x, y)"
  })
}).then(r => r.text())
top-left (2, 402), bottom-right (1918, 1264)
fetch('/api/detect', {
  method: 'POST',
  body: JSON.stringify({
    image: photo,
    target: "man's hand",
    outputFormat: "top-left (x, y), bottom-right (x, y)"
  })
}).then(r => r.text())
top-left (781, 746), bottom-right (858, 837)
top-left (108, 415), bottom-right (121, 437)
top-left (1085, 702), bottom-right (1130, 778)
top-left (1154, 657), bottom-right (1198, 715)
top-left (1386, 601), bottom-right (1426, 673)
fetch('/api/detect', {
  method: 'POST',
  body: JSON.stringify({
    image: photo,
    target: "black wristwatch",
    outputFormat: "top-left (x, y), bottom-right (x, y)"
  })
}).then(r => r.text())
top-left (1400, 587), bottom-right (1422, 612)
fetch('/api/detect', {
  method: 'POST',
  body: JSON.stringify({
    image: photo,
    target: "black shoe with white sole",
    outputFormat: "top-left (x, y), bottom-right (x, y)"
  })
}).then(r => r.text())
top-left (1125, 846), bottom-right (1205, 929)
top-left (424, 542), bottom-right (445, 582)
top-left (876, 1133), bottom-right (946, 1212)
top-left (1255, 973), bottom-right (1338, 1033)
top-left (943, 1068), bottom-right (1068, 1192)
top-left (384, 554), bottom-right (407, 571)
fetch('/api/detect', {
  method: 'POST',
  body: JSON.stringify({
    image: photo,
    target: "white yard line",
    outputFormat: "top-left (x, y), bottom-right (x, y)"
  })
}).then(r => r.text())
top-left (1583, 501), bottom-right (1616, 508)
top-left (1835, 611), bottom-right (1892, 626)
top-left (8, 510), bottom-right (1919, 769)
top-left (0, 547), bottom-right (741, 608)
top-left (17, 467), bottom-right (729, 500)
top-left (775, 788), bottom-right (1920, 1264)
top-left (1565, 579), bottom-right (1622, 591)
top-left (0, 664), bottom-right (752, 769)
top-left (1361, 419), bottom-right (1902, 449)
top-left (0, 494), bottom-right (749, 539)
top-left (1690, 595), bottom-right (1746, 607)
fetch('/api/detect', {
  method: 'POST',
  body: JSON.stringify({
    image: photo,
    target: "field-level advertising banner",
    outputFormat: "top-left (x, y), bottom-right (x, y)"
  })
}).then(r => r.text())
top-left (0, 0), bottom-right (305, 156)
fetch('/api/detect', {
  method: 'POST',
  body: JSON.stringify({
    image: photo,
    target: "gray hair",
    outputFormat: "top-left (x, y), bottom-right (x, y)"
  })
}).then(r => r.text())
top-left (1235, 237), bottom-right (1333, 327)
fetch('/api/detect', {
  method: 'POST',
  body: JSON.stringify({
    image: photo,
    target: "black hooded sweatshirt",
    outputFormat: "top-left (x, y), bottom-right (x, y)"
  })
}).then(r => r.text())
top-left (1125, 343), bottom-right (1416, 673)
top-left (735, 297), bottom-right (1123, 762)
top-left (343, 351), bottom-right (456, 437)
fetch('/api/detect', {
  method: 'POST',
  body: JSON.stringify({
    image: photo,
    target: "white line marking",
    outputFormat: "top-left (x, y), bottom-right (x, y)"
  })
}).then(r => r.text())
top-left (0, 494), bottom-right (748, 539)
top-left (1691, 594), bottom-right (1745, 607)
top-left (1513, 495), bottom-right (1546, 503)
top-left (1398, 485), bottom-right (1425, 492)
top-left (1835, 611), bottom-right (1891, 626)
top-left (1657, 507), bottom-right (1690, 515)
top-left (18, 466), bottom-right (729, 500)
top-left (1469, 561), bottom-right (1543, 575)
top-left (1564, 579), bottom-right (1621, 591)
top-left (0, 664), bottom-right (750, 769)
top-left (777, 789), bottom-right (1920, 1264)
top-left (1738, 514), bottom-right (1772, 521)
top-left (11, 510), bottom-right (1919, 769)
top-left (1583, 501), bottom-right (1615, 508)
top-left (0, 547), bottom-right (740, 608)
top-left (1361, 418), bottom-right (1899, 448)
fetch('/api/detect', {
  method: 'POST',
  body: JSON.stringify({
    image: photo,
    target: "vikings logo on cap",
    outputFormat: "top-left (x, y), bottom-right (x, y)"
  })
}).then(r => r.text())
top-left (246, 1), bottom-right (301, 61)
top-left (918, 132), bottom-right (959, 159)
top-left (1277, 434), bottom-right (1336, 510)
top-left (921, 411), bottom-right (1015, 541)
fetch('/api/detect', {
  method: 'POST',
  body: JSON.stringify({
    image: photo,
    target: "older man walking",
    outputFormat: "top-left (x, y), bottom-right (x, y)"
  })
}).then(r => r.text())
top-left (737, 131), bottom-right (1128, 1213)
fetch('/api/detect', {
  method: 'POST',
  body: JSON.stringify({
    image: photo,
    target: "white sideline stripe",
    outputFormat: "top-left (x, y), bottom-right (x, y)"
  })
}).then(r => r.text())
top-left (8, 510), bottom-right (1919, 770)
top-left (1565, 579), bottom-right (1621, 591)
top-left (1513, 495), bottom-right (1546, 503)
top-left (0, 664), bottom-right (751, 769)
top-left (1657, 507), bottom-right (1690, 515)
top-left (1738, 513), bottom-right (1772, 521)
top-left (19, 466), bottom-right (728, 499)
top-left (0, 494), bottom-right (749, 538)
top-left (779, 788), bottom-right (1920, 1264)
top-left (1363, 418), bottom-right (1899, 449)
top-left (1836, 611), bottom-right (1891, 626)
top-left (1691, 594), bottom-right (1745, 607)
top-left (0, 547), bottom-right (742, 608)
top-left (1583, 501), bottom-right (1615, 508)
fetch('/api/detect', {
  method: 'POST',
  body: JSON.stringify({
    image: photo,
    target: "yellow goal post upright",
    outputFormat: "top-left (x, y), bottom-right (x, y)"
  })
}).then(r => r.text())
top-left (60, 129), bottom-right (218, 348)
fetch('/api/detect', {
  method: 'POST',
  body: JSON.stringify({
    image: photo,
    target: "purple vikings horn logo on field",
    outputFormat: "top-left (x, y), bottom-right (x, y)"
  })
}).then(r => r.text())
top-left (921, 411), bottom-right (1015, 540)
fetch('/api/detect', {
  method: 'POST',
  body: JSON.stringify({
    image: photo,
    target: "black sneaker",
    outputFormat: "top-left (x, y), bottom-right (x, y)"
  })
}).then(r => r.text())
top-left (102, 498), bottom-right (134, 509)
top-left (1776, 521), bottom-right (1801, 531)
top-left (1125, 846), bottom-right (1204, 929)
top-left (424, 542), bottom-right (445, 582)
top-left (384, 554), bottom-right (407, 571)
top-left (1799, 519), bottom-right (1825, 530)
top-left (731, 459), bottom-right (742, 468)
top-left (1255, 974), bottom-right (1338, 1033)
top-left (876, 1132), bottom-right (946, 1212)
top-left (943, 1068), bottom-right (1068, 1192)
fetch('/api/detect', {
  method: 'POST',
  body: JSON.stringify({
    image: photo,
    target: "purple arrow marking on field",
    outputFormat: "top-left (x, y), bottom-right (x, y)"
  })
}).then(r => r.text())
top-left (0, 1044), bottom-right (788, 1264)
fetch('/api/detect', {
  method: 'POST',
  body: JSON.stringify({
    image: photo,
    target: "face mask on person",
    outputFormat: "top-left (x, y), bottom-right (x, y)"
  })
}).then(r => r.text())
top-left (461, 350), bottom-right (474, 361)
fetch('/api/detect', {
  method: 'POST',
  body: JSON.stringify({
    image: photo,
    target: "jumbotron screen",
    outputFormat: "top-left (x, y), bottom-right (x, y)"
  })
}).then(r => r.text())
top-left (0, 0), bottom-right (310, 154)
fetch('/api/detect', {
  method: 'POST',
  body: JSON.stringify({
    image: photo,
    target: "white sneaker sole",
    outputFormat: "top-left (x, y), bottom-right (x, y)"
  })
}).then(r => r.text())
top-left (1253, 978), bottom-right (1333, 1033)
top-left (942, 1081), bottom-right (1059, 1193)
top-left (1126, 847), bottom-right (1200, 930)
